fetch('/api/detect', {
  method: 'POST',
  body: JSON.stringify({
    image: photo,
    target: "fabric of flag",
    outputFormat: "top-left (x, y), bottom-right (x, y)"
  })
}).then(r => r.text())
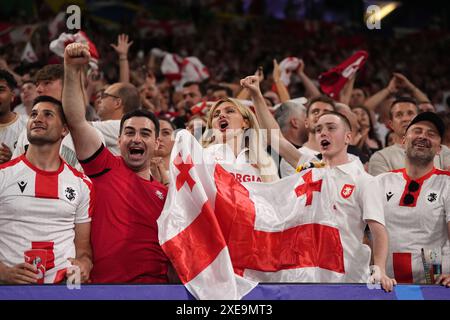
top-left (48, 12), bottom-right (66, 40)
top-left (318, 50), bottom-right (368, 100)
top-left (21, 42), bottom-right (38, 63)
top-left (49, 30), bottom-right (100, 70)
top-left (158, 130), bottom-right (346, 300)
top-left (279, 57), bottom-right (301, 86)
top-left (0, 24), bottom-right (39, 47)
top-left (160, 52), bottom-right (209, 90)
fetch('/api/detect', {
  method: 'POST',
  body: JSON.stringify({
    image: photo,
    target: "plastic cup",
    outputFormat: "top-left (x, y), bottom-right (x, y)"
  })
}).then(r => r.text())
top-left (24, 249), bottom-right (47, 284)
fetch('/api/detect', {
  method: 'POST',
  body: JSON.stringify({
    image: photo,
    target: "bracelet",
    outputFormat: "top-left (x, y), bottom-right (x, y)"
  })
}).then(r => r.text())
top-left (119, 57), bottom-right (128, 61)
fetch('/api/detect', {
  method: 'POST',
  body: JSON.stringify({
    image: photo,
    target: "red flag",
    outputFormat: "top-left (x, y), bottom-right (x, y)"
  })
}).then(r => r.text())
top-left (318, 50), bottom-right (368, 100)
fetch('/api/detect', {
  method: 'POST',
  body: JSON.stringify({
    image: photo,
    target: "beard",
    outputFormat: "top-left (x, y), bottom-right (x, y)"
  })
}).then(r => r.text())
top-left (27, 131), bottom-right (60, 146)
top-left (406, 140), bottom-right (435, 167)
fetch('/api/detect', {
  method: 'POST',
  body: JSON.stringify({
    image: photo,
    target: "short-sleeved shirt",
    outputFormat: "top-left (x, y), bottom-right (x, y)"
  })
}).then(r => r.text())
top-left (0, 113), bottom-right (27, 153)
top-left (13, 128), bottom-right (106, 171)
top-left (368, 144), bottom-right (450, 176)
top-left (280, 145), bottom-right (360, 178)
top-left (0, 155), bottom-right (93, 283)
top-left (376, 168), bottom-right (450, 283)
top-left (80, 145), bottom-right (169, 283)
top-left (91, 120), bottom-right (120, 156)
top-left (203, 143), bottom-right (263, 183)
top-left (323, 159), bottom-right (385, 283)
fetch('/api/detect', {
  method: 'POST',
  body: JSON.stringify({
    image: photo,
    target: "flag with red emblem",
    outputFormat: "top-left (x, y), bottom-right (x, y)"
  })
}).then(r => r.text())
top-left (158, 130), bottom-right (349, 300)
top-left (318, 50), bottom-right (368, 100)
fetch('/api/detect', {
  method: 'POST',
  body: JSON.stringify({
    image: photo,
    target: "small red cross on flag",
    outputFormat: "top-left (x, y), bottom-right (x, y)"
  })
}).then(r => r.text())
top-left (295, 170), bottom-right (323, 206)
top-left (174, 152), bottom-right (195, 191)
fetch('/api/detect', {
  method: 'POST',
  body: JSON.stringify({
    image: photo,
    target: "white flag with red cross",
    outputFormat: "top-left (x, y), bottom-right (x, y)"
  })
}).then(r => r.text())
top-left (158, 130), bottom-right (346, 300)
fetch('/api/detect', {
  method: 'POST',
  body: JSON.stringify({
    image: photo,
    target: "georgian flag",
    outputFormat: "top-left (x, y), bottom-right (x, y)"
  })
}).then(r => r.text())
top-left (279, 57), bottom-right (301, 86)
top-left (318, 50), bottom-right (368, 100)
top-left (158, 130), bottom-right (346, 300)
top-left (0, 24), bottom-right (39, 47)
top-left (159, 51), bottom-right (209, 90)
top-left (21, 42), bottom-right (38, 63)
top-left (49, 31), bottom-right (100, 70)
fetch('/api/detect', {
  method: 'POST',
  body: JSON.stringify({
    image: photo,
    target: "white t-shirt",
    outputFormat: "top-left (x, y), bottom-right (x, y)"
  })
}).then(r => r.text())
top-left (280, 145), bottom-right (361, 178)
top-left (203, 143), bottom-right (262, 183)
top-left (91, 120), bottom-right (120, 156)
top-left (376, 168), bottom-right (450, 283)
top-left (0, 155), bottom-right (93, 283)
top-left (0, 113), bottom-right (27, 153)
top-left (321, 159), bottom-right (385, 283)
top-left (13, 104), bottom-right (28, 117)
top-left (12, 127), bottom-right (106, 172)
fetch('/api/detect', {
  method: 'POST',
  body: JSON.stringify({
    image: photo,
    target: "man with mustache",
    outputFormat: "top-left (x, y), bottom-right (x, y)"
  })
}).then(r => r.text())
top-left (368, 97), bottom-right (450, 176)
top-left (62, 42), bottom-right (172, 283)
top-left (376, 112), bottom-right (450, 285)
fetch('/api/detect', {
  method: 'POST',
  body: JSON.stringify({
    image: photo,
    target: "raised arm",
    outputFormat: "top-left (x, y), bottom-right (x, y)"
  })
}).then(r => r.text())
top-left (393, 73), bottom-right (429, 103)
top-left (241, 75), bottom-right (302, 169)
top-left (297, 59), bottom-right (321, 99)
top-left (63, 43), bottom-right (103, 160)
top-left (273, 59), bottom-right (290, 103)
top-left (340, 74), bottom-right (356, 105)
top-left (236, 67), bottom-right (264, 100)
top-left (110, 34), bottom-right (133, 83)
top-left (364, 76), bottom-right (397, 111)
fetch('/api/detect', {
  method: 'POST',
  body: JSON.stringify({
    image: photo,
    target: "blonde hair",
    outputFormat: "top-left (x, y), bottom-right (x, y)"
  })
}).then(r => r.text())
top-left (202, 98), bottom-right (279, 182)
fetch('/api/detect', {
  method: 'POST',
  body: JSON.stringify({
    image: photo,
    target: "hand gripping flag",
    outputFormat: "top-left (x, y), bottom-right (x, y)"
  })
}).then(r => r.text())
top-left (279, 57), bottom-right (301, 87)
top-left (158, 131), bottom-right (345, 300)
top-left (49, 31), bottom-right (100, 70)
top-left (318, 50), bottom-right (368, 100)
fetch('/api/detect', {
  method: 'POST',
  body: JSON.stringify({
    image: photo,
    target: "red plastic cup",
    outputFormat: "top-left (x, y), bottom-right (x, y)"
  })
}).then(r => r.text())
top-left (24, 249), bottom-right (47, 284)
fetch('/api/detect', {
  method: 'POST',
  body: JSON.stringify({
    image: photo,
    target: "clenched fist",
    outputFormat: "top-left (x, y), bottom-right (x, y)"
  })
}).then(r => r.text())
top-left (64, 43), bottom-right (91, 67)
top-left (240, 75), bottom-right (261, 95)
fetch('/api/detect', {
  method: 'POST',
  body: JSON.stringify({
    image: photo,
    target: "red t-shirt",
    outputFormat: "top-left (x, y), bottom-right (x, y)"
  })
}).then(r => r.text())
top-left (80, 145), bottom-right (169, 283)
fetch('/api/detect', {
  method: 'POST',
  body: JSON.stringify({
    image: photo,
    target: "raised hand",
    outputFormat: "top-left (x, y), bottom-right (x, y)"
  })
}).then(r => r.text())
top-left (386, 76), bottom-right (398, 94)
top-left (64, 43), bottom-right (90, 67)
top-left (393, 73), bottom-right (415, 91)
top-left (272, 59), bottom-right (281, 83)
top-left (240, 75), bottom-right (261, 96)
top-left (297, 59), bottom-right (305, 75)
top-left (255, 66), bottom-right (264, 82)
top-left (110, 34), bottom-right (133, 58)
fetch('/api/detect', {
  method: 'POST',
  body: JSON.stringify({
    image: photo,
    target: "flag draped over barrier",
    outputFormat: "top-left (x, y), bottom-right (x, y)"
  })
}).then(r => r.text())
top-left (158, 130), bottom-right (346, 300)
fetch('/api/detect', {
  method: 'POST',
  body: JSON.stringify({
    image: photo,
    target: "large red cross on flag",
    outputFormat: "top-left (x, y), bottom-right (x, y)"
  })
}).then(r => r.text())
top-left (158, 131), bottom-right (345, 300)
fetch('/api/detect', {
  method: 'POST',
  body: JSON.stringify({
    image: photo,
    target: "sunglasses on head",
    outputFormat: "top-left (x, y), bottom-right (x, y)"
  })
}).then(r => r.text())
top-left (403, 180), bottom-right (420, 205)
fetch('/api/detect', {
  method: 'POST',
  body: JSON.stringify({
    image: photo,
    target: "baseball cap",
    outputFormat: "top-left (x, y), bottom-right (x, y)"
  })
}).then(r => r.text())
top-left (406, 112), bottom-right (445, 138)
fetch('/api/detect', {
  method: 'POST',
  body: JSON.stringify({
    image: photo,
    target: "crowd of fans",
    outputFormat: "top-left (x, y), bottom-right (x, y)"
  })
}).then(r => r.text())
top-left (0, 3), bottom-right (449, 290)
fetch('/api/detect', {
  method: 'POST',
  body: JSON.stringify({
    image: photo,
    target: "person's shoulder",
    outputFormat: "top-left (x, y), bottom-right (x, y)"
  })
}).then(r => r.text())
top-left (373, 144), bottom-right (401, 157)
top-left (433, 168), bottom-right (450, 177)
top-left (0, 155), bottom-right (24, 171)
top-left (374, 169), bottom-right (402, 182)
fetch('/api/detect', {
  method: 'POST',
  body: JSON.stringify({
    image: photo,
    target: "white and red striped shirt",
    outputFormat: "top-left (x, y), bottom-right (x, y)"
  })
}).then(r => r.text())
top-left (0, 155), bottom-right (93, 283)
top-left (376, 168), bottom-right (450, 283)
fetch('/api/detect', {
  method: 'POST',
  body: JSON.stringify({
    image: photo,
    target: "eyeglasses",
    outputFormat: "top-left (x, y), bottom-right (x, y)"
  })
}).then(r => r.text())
top-left (100, 91), bottom-right (120, 100)
top-left (402, 180), bottom-right (420, 205)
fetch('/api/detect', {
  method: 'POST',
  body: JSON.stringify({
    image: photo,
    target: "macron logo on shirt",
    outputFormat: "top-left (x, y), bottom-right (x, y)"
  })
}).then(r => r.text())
top-left (17, 181), bottom-right (27, 193)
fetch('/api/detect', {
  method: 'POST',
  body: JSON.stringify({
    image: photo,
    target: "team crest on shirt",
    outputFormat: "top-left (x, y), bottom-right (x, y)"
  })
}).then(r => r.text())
top-left (155, 190), bottom-right (164, 200)
top-left (340, 184), bottom-right (355, 199)
top-left (65, 187), bottom-right (77, 201)
top-left (427, 192), bottom-right (438, 203)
